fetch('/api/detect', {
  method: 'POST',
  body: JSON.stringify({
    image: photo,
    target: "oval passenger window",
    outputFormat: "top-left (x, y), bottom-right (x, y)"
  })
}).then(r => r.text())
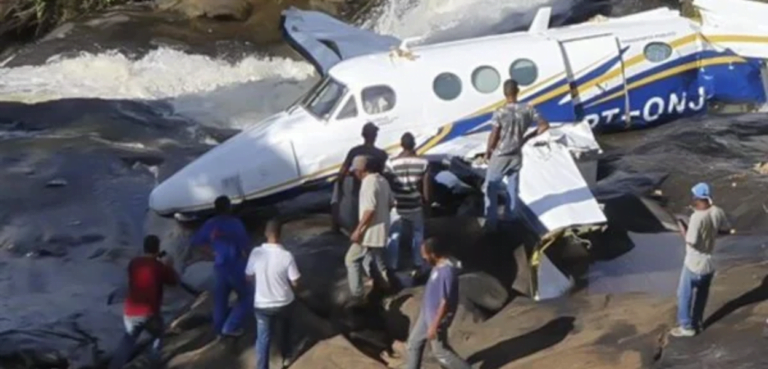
top-left (433, 72), bottom-right (462, 101)
top-left (644, 42), bottom-right (673, 63)
top-left (509, 59), bottom-right (538, 86)
top-left (471, 66), bottom-right (501, 94)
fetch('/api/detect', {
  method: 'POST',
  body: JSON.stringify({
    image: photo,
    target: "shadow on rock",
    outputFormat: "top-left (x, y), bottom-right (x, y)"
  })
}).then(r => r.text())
top-left (704, 273), bottom-right (768, 329)
top-left (467, 316), bottom-right (575, 369)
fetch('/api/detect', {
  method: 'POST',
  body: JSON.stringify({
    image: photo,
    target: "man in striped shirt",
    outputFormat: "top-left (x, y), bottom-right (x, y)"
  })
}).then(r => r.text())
top-left (385, 132), bottom-right (431, 276)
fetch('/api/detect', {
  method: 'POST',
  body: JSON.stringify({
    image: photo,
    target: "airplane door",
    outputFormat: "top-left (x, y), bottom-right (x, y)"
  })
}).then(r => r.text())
top-left (558, 34), bottom-right (630, 127)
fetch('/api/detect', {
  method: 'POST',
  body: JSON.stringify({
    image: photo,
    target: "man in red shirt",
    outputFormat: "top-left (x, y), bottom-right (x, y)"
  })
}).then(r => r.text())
top-left (109, 235), bottom-right (178, 369)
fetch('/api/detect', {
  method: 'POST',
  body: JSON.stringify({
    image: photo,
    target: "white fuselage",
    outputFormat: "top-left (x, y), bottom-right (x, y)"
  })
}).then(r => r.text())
top-left (149, 0), bottom-right (768, 216)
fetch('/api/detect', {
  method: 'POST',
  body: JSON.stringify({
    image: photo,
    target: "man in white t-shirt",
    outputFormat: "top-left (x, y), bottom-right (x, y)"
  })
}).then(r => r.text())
top-left (245, 220), bottom-right (301, 369)
top-left (670, 182), bottom-right (731, 338)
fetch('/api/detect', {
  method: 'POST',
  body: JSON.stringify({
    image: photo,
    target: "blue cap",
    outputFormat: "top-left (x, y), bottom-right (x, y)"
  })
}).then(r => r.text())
top-left (691, 182), bottom-right (712, 202)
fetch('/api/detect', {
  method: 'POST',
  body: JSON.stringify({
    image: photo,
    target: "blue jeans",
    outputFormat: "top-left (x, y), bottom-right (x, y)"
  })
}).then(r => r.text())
top-left (677, 266), bottom-right (713, 330)
top-left (214, 265), bottom-right (252, 335)
top-left (108, 315), bottom-right (163, 369)
top-left (386, 210), bottom-right (426, 271)
top-left (254, 304), bottom-right (293, 369)
top-left (483, 168), bottom-right (520, 229)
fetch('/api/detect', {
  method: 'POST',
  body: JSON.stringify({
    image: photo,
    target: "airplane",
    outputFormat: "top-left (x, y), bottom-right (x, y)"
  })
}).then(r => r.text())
top-left (148, 0), bottom-right (768, 233)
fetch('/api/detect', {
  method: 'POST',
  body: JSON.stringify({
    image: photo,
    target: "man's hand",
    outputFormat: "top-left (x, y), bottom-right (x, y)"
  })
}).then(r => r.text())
top-left (427, 324), bottom-right (438, 340)
top-left (350, 228), bottom-right (362, 243)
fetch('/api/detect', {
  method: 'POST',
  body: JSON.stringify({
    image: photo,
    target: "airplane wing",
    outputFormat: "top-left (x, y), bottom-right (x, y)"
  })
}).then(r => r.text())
top-left (280, 7), bottom-right (401, 75)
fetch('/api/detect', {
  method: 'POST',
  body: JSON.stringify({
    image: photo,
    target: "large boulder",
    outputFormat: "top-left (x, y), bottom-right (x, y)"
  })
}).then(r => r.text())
top-left (156, 0), bottom-right (253, 20)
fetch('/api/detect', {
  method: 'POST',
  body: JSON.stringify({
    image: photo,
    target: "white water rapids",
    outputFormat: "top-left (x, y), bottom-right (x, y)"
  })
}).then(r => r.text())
top-left (0, 0), bottom-right (572, 129)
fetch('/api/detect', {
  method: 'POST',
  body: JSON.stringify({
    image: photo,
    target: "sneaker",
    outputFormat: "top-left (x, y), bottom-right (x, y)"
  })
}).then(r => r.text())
top-left (669, 326), bottom-right (696, 337)
top-left (221, 328), bottom-right (244, 338)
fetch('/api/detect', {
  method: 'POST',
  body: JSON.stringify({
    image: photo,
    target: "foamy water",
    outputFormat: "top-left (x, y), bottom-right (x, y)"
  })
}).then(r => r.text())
top-left (0, 0), bottom-right (573, 130)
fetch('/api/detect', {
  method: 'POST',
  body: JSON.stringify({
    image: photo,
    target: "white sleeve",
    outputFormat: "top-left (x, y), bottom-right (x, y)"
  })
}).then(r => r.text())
top-left (245, 251), bottom-right (256, 276)
top-left (287, 254), bottom-right (301, 281)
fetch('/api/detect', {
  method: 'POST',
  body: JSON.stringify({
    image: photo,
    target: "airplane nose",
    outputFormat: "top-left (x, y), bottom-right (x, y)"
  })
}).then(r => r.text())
top-left (148, 168), bottom-right (222, 216)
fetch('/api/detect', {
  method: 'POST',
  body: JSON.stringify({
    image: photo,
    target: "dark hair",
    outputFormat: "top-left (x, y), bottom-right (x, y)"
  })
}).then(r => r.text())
top-left (144, 235), bottom-right (160, 254)
top-left (214, 195), bottom-right (231, 214)
top-left (422, 237), bottom-right (447, 258)
top-left (364, 155), bottom-right (380, 173)
top-left (401, 132), bottom-right (416, 151)
top-left (503, 79), bottom-right (519, 98)
top-left (265, 219), bottom-right (282, 239)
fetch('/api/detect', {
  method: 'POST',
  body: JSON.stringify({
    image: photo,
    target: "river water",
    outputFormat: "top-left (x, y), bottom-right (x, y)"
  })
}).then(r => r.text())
top-left (2, 0), bottom-right (766, 367)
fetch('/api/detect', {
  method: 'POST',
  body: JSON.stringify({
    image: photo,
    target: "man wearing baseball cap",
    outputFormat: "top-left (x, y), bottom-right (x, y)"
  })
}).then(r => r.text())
top-left (331, 122), bottom-right (389, 233)
top-left (671, 182), bottom-right (732, 337)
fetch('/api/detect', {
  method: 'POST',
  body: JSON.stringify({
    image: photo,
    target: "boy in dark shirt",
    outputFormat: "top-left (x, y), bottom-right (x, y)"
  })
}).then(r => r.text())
top-left (109, 235), bottom-right (178, 369)
top-left (405, 238), bottom-right (470, 369)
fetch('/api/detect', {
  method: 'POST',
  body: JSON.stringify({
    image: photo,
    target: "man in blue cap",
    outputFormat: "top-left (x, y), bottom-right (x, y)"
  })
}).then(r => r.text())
top-left (191, 195), bottom-right (252, 338)
top-left (670, 182), bottom-right (732, 337)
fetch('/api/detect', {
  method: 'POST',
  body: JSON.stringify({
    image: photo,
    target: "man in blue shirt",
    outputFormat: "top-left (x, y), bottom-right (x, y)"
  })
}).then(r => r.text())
top-left (191, 195), bottom-right (252, 337)
top-left (405, 238), bottom-right (469, 369)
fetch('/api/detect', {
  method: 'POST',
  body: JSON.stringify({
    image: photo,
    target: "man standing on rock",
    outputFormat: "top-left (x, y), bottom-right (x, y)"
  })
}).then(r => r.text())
top-left (384, 132), bottom-right (431, 278)
top-left (483, 79), bottom-right (549, 230)
top-left (191, 195), bottom-right (252, 338)
top-left (245, 219), bottom-right (301, 369)
top-left (332, 122), bottom-right (389, 233)
top-left (109, 235), bottom-right (178, 369)
top-left (405, 238), bottom-right (470, 369)
top-left (671, 182), bottom-right (732, 337)
top-left (346, 155), bottom-right (394, 304)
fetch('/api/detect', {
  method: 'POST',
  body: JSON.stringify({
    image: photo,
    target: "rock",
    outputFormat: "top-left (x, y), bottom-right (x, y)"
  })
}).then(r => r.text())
top-left (157, 0), bottom-right (253, 21)
top-left (290, 336), bottom-right (387, 369)
top-left (45, 179), bottom-right (68, 187)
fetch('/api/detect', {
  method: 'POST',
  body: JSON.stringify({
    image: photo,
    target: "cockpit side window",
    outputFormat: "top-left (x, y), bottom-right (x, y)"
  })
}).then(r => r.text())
top-left (361, 85), bottom-right (396, 115)
top-left (302, 78), bottom-right (348, 120)
top-left (336, 95), bottom-right (358, 120)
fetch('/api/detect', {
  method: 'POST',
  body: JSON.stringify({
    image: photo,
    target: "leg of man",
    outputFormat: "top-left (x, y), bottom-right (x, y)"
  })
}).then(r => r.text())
top-left (692, 272), bottom-right (714, 331)
top-left (143, 315), bottom-right (165, 369)
top-left (368, 247), bottom-right (390, 289)
top-left (676, 267), bottom-right (695, 330)
top-left (275, 304), bottom-right (294, 366)
top-left (213, 267), bottom-right (233, 335)
top-left (502, 170), bottom-right (520, 221)
top-left (405, 311), bottom-right (429, 369)
top-left (223, 265), bottom-right (251, 335)
top-left (409, 212), bottom-right (426, 273)
top-left (254, 308), bottom-right (275, 369)
top-left (386, 210), bottom-right (403, 271)
top-left (345, 243), bottom-right (369, 298)
top-left (430, 324), bottom-right (471, 369)
top-left (108, 316), bottom-right (147, 369)
top-left (484, 156), bottom-right (510, 230)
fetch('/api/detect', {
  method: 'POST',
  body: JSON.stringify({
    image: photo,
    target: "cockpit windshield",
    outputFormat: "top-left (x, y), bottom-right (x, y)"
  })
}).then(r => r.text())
top-left (301, 77), bottom-right (347, 120)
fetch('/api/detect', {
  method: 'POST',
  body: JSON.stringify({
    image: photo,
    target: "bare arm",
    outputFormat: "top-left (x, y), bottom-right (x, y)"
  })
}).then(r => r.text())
top-left (356, 210), bottom-right (375, 234)
top-left (485, 125), bottom-right (500, 159)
